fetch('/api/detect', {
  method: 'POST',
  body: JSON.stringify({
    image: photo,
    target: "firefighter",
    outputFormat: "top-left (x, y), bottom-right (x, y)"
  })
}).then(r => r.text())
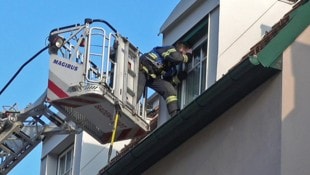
top-left (137, 42), bottom-right (192, 117)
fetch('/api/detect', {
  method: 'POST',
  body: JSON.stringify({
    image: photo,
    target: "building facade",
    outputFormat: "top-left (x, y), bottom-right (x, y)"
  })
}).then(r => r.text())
top-left (143, 22), bottom-right (310, 175)
top-left (149, 0), bottom-right (310, 175)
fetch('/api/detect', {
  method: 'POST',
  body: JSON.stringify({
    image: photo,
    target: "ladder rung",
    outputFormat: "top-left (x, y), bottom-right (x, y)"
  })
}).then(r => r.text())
top-left (0, 143), bottom-right (15, 154)
top-left (13, 131), bottom-right (32, 144)
top-left (90, 53), bottom-right (103, 57)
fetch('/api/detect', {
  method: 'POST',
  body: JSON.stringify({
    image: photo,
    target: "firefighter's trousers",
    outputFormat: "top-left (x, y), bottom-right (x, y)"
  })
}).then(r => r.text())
top-left (137, 71), bottom-right (179, 116)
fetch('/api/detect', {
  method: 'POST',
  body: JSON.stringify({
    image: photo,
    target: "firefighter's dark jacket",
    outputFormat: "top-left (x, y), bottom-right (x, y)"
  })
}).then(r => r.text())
top-left (140, 45), bottom-right (192, 80)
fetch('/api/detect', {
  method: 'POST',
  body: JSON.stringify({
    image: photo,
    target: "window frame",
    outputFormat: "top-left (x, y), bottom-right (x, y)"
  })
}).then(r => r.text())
top-left (179, 16), bottom-right (209, 108)
top-left (57, 145), bottom-right (74, 175)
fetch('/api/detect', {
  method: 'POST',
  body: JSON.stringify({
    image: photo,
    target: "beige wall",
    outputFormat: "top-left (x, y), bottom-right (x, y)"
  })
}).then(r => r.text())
top-left (281, 26), bottom-right (310, 175)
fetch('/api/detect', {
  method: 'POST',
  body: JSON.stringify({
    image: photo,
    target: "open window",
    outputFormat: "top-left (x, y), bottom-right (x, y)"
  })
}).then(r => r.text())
top-left (178, 8), bottom-right (219, 108)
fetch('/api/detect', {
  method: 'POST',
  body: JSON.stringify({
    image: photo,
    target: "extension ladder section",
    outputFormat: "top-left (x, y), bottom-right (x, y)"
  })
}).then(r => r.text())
top-left (0, 94), bottom-right (76, 174)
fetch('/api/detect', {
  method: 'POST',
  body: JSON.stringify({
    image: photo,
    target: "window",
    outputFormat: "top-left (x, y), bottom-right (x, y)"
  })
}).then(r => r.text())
top-left (179, 16), bottom-right (209, 107)
top-left (183, 42), bottom-right (208, 106)
top-left (57, 146), bottom-right (73, 175)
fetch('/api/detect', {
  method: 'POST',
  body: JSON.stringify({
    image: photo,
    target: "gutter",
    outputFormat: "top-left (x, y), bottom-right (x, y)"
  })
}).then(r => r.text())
top-left (99, 0), bottom-right (310, 174)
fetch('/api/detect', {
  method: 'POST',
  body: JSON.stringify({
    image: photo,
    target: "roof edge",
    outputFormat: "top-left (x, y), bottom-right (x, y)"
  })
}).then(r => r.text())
top-left (249, 0), bottom-right (310, 67)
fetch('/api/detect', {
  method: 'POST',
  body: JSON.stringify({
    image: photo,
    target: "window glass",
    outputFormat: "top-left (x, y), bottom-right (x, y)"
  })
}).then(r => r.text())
top-left (183, 43), bottom-right (207, 106)
top-left (66, 149), bottom-right (72, 172)
top-left (59, 156), bottom-right (65, 175)
top-left (193, 49), bottom-right (200, 66)
top-left (58, 146), bottom-right (73, 175)
top-left (174, 15), bottom-right (212, 108)
top-left (185, 66), bottom-right (200, 105)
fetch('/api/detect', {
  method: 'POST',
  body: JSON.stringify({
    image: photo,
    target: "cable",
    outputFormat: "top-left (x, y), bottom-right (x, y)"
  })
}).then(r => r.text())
top-left (0, 46), bottom-right (49, 96)
top-left (219, 0), bottom-right (279, 57)
top-left (92, 19), bottom-right (118, 33)
top-left (1, 18), bottom-right (116, 96)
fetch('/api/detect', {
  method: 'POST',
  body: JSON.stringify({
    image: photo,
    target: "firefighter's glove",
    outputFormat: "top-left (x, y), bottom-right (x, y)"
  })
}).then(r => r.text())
top-left (171, 71), bottom-right (187, 86)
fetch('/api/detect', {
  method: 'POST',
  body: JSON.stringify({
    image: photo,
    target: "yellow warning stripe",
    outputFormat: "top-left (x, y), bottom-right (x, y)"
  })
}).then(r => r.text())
top-left (166, 95), bottom-right (177, 104)
top-left (162, 48), bottom-right (176, 58)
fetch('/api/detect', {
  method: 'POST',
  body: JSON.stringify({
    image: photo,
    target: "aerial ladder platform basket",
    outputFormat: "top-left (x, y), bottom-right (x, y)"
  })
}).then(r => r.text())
top-left (0, 19), bottom-right (153, 174)
top-left (47, 19), bottom-right (151, 144)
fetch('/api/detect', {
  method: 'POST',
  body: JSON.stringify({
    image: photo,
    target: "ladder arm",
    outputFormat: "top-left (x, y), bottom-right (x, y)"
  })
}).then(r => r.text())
top-left (0, 92), bottom-right (79, 174)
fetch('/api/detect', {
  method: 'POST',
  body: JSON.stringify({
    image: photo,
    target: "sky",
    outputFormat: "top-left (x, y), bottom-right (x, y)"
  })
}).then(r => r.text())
top-left (0, 1), bottom-right (179, 174)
